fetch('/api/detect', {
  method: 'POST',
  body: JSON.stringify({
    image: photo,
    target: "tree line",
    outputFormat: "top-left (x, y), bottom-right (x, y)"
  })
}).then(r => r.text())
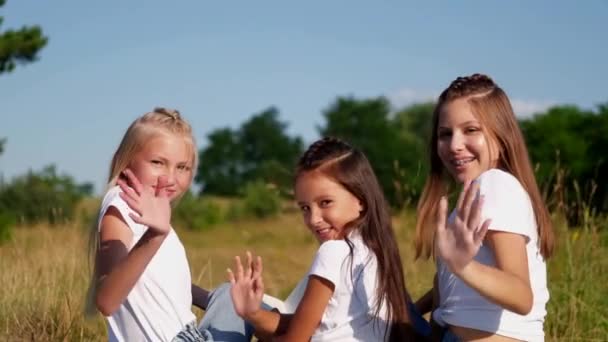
top-left (196, 98), bottom-right (608, 218)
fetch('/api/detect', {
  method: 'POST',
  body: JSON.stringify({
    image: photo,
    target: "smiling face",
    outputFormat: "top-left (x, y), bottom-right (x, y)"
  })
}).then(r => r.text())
top-left (294, 170), bottom-right (363, 243)
top-left (436, 98), bottom-right (500, 183)
top-left (128, 132), bottom-right (194, 201)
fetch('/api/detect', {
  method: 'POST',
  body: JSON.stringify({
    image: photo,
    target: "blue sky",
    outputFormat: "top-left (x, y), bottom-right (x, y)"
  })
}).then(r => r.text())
top-left (1, 0), bottom-right (607, 194)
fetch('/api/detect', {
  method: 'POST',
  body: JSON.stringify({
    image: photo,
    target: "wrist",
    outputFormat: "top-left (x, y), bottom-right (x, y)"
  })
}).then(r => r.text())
top-left (452, 260), bottom-right (475, 279)
top-left (244, 307), bottom-right (262, 322)
top-left (142, 228), bottom-right (169, 241)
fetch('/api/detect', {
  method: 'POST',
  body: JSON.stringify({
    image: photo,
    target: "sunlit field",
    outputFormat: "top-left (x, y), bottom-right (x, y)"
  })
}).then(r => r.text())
top-left (0, 206), bottom-right (606, 341)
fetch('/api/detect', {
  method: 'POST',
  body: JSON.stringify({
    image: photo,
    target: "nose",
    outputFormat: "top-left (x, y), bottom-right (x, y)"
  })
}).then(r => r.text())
top-left (161, 167), bottom-right (177, 186)
top-left (308, 206), bottom-right (323, 228)
top-left (449, 131), bottom-right (465, 152)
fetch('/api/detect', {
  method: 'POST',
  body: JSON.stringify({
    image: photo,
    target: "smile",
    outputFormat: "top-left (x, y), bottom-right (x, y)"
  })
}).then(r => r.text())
top-left (452, 157), bottom-right (475, 166)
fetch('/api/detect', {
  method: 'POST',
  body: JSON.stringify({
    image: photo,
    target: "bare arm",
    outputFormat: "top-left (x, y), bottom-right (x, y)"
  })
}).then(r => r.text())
top-left (191, 283), bottom-right (211, 311)
top-left (95, 209), bottom-right (168, 316)
top-left (454, 231), bottom-right (532, 315)
top-left (229, 253), bottom-right (333, 341)
top-left (415, 287), bottom-right (434, 316)
top-left (95, 171), bottom-right (173, 316)
top-left (435, 181), bottom-right (533, 315)
top-left (273, 275), bottom-right (333, 341)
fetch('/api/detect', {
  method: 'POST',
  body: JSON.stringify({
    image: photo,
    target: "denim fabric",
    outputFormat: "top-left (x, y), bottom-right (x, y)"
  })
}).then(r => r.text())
top-left (172, 321), bottom-right (213, 342)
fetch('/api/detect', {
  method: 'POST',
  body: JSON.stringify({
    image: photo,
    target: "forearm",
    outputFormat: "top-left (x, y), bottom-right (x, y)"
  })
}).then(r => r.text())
top-left (246, 310), bottom-right (292, 338)
top-left (96, 231), bottom-right (167, 315)
top-left (191, 284), bottom-right (210, 310)
top-left (457, 261), bottom-right (533, 315)
top-left (415, 288), bottom-right (434, 315)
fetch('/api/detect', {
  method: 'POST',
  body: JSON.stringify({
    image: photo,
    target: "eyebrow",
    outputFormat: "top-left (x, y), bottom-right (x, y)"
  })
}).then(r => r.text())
top-left (438, 120), bottom-right (480, 129)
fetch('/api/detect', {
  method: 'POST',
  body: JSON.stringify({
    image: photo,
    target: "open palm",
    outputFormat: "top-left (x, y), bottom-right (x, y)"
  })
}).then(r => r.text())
top-left (228, 251), bottom-right (264, 320)
top-left (117, 169), bottom-right (172, 236)
top-left (436, 181), bottom-right (491, 275)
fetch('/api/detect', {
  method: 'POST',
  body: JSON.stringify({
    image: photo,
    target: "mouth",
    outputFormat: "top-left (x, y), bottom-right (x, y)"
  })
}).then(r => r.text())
top-left (450, 157), bottom-right (475, 168)
top-left (315, 227), bottom-right (333, 240)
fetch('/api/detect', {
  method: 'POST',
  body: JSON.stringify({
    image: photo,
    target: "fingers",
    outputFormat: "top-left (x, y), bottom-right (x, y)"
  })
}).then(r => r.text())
top-left (467, 194), bottom-right (484, 231)
top-left (119, 191), bottom-right (142, 216)
top-left (227, 268), bottom-right (235, 285)
top-left (474, 219), bottom-right (491, 244)
top-left (252, 255), bottom-right (263, 280)
top-left (458, 181), bottom-right (480, 223)
top-left (155, 175), bottom-right (169, 197)
top-left (455, 180), bottom-right (470, 214)
top-left (123, 169), bottom-right (143, 195)
top-left (435, 196), bottom-right (448, 235)
top-left (234, 256), bottom-right (244, 281)
top-left (244, 251), bottom-right (253, 279)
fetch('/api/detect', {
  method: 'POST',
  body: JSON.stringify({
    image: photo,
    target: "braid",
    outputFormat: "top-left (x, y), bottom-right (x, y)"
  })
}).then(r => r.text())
top-left (297, 137), bottom-right (353, 171)
top-left (442, 73), bottom-right (497, 101)
top-left (153, 107), bottom-right (181, 121)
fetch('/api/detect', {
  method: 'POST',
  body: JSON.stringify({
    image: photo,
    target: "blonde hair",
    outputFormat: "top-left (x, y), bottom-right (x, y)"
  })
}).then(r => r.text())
top-left (85, 107), bottom-right (197, 316)
top-left (414, 74), bottom-right (555, 260)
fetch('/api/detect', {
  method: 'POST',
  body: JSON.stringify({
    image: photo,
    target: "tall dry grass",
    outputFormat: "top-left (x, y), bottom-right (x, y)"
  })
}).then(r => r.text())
top-left (0, 205), bottom-right (606, 340)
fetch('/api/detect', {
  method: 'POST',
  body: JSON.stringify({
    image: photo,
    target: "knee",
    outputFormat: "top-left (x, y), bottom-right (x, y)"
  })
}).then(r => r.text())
top-left (208, 282), bottom-right (232, 305)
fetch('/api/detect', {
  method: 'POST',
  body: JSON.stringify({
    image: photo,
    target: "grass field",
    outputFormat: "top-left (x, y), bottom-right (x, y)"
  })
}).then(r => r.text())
top-left (0, 208), bottom-right (606, 341)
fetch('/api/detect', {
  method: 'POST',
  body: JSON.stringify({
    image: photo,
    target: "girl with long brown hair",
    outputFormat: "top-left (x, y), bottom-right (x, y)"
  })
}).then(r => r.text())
top-left (229, 137), bottom-right (430, 341)
top-left (415, 74), bottom-right (555, 342)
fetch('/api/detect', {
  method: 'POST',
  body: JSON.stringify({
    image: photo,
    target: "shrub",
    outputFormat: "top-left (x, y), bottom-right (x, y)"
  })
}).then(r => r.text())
top-left (242, 181), bottom-right (282, 219)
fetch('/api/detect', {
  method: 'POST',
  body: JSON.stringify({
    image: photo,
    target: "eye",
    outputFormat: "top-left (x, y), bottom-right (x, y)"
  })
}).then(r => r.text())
top-left (299, 205), bottom-right (310, 213)
top-left (320, 199), bottom-right (332, 207)
top-left (177, 164), bottom-right (191, 171)
top-left (465, 126), bottom-right (481, 134)
top-left (151, 160), bottom-right (163, 165)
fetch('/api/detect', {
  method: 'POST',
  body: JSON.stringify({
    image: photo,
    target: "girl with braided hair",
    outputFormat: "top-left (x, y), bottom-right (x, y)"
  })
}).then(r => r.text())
top-left (228, 137), bottom-right (431, 341)
top-left (86, 108), bottom-right (256, 341)
top-left (414, 74), bottom-right (555, 341)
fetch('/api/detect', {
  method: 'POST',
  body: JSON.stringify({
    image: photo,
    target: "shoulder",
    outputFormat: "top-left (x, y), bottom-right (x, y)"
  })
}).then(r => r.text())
top-left (477, 169), bottom-right (522, 192)
top-left (477, 169), bottom-right (536, 238)
top-left (315, 239), bottom-right (351, 260)
top-left (98, 186), bottom-right (140, 233)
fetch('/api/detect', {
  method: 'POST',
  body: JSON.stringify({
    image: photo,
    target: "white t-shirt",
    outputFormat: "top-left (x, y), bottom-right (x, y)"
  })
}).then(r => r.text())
top-left (98, 186), bottom-right (196, 342)
top-left (307, 232), bottom-right (390, 342)
top-left (433, 169), bottom-right (549, 342)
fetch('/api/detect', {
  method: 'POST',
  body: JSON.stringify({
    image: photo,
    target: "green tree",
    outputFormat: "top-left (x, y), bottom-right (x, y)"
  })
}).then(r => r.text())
top-left (392, 102), bottom-right (435, 202)
top-left (318, 96), bottom-right (413, 206)
top-left (520, 104), bottom-right (608, 215)
top-left (196, 128), bottom-right (244, 195)
top-left (197, 107), bottom-right (303, 196)
top-left (0, 165), bottom-right (93, 225)
top-left (0, 0), bottom-right (48, 74)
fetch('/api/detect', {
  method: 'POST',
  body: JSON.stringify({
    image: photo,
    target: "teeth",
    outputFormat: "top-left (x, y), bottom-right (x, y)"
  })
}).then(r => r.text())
top-left (453, 158), bottom-right (474, 166)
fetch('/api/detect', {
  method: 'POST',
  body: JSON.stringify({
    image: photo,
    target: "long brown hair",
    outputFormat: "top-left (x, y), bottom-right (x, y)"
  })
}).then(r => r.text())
top-left (85, 107), bottom-right (197, 316)
top-left (297, 137), bottom-right (419, 340)
top-left (415, 74), bottom-right (555, 260)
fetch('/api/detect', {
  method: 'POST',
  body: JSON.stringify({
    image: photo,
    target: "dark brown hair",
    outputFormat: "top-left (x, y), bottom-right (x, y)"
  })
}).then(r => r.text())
top-left (297, 137), bottom-right (420, 340)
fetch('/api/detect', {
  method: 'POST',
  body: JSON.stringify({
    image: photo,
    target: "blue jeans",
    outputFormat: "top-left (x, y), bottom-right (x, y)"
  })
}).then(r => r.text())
top-left (441, 329), bottom-right (462, 342)
top-left (175, 283), bottom-right (273, 342)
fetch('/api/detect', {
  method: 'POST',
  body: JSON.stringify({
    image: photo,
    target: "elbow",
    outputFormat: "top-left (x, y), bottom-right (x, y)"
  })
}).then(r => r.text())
top-left (95, 295), bottom-right (119, 317)
top-left (511, 293), bottom-right (533, 316)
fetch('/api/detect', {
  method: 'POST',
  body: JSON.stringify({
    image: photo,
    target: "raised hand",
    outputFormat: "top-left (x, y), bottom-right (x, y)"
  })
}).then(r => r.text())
top-left (435, 180), bottom-right (491, 276)
top-left (117, 169), bottom-right (171, 236)
top-left (228, 251), bottom-right (264, 320)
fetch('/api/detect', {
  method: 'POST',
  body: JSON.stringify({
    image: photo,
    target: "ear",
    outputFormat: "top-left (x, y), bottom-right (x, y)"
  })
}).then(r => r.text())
top-left (358, 200), bottom-right (364, 213)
